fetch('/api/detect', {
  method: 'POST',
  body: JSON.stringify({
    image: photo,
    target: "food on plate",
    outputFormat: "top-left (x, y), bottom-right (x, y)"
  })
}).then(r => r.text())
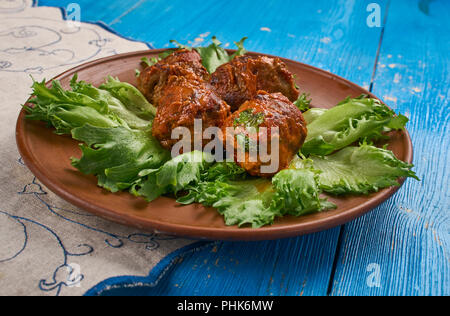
top-left (151, 75), bottom-right (230, 151)
top-left (137, 49), bottom-right (209, 105)
top-left (222, 91), bottom-right (307, 177)
top-left (23, 36), bottom-right (418, 228)
top-left (25, 75), bottom-right (157, 133)
top-left (138, 48), bottom-right (230, 152)
top-left (194, 36), bottom-right (248, 74)
top-left (301, 95), bottom-right (409, 156)
top-left (211, 55), bottom-right (300, 111)
top-left (291, 143), bottom-right (419, 195)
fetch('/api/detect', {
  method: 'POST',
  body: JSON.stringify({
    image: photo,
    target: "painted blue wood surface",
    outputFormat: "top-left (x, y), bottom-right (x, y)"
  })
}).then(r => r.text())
top-left (330, 0), bottom-right (450, 296)
top-left (36, 0), bottom-right (448, 296)
top-left (37, 0), bottom-right (140, 25)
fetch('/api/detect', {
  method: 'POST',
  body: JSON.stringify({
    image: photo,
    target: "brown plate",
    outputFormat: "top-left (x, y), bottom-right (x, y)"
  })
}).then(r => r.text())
top-left (16, 50), bottom-right (413, 241)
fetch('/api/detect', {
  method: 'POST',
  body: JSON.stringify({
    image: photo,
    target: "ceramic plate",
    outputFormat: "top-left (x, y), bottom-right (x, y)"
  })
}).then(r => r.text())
top-left (16, 50), bottom-right (413, 241)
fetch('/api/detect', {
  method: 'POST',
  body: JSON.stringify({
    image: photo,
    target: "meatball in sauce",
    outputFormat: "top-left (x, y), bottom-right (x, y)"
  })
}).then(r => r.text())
top-left (138, 50), bottom-right (306, 172)
top-left (138, 49), bottom-right (230, 152)
top-left (222, 91), bottom-right (307, 177)
top-left (137, 49), bottom-right (209, 106)
top-left (211, 55), bottom-right (300, 111)
top-left (152, 76), bottom-right (230, 151)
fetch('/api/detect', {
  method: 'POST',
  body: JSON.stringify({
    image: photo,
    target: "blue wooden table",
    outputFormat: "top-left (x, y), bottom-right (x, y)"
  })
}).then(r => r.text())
top-left (37, 0), bottom-right (449, 296)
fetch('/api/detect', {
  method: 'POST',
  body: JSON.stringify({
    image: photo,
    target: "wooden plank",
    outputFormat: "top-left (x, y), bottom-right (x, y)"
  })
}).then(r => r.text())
top-left (37, 0), bottom-right (141, 25)
top-left (108, 0), bottom-right (386, 88)
top-left (330, 0), bottom-right (450, 296)
top-left (98, 231), bottom-right (342, 296)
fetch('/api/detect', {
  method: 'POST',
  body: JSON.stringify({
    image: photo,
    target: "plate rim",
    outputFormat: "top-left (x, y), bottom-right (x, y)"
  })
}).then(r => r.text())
top-left (15, 49), bottom-right (414, 241)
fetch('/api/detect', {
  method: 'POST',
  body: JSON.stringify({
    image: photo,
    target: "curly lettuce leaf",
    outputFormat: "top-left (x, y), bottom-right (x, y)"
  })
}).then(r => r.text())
top-left (179, 161), bottom-right (334, 228)
top-left (99, 76), bottom-right (156, 118)
top-left (302, 96), bottom-right (409, 156)
top-left (177, 161), bottom-right (249, 205)
top-left (70, 75), bottom-right (154, 129)
top-left (194, 36), bottom-right (248, 73)
top-left (71, 124), bottom-right (170, 192)
top-left (30, 76), bottom-right (108, 113)
top-left (303, 108), bottom-right (327, 125)
top-left (180, 177), bottom-right (276, 228)
top-left (25, 75), bottom-right (154, 132)
top-left (208, 180), bottom-right (276, 228)
top-left (177, 161), bottom-right (277, 228)
top-left (24, 78), bottom-right (120, 134)
top-left (292, 143), bottom-right (419, 195)
top-left (25, 101), bottom-right (121, 135)
top-left (271, 169), bottom-right (336, 216)
top-left (131, 151), bottom-right (213, 202)
top-left (201, 161), bottom-right (248, 182)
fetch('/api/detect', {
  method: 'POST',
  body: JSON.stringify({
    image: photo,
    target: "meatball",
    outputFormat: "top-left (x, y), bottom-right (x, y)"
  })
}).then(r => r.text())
top-left (152, 76), bottom-right (230, 152)
top-left (138, 49), bottom-right (230, 152)
top-left (222, 91), bottom-right (307, 177)
top-left (137, 49), bottom-right (209, 106)
top-left (210, 55), bottom-right (300, 111)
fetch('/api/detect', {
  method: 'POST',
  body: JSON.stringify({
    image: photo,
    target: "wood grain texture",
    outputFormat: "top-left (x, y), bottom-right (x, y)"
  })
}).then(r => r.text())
top-left (34, 0), bottom-right (449, 296)
top-left (40, 0), bottom-right (386, 87)
top-left (37, 0), bottom-right (142, 25)
top-left (101, 232), bottom-right (341, 296)
top-left (330, 0), bottom-right (449, 296)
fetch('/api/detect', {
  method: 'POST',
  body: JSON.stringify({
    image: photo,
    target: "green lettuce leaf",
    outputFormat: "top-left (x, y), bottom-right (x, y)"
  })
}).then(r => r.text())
top-left (177, 160), bottom-right (277, 228)
top-left (70, 75), bottom-right (154, 129)
top-left (25, 78), bottom-right (119, 134)
top-left (303, 108), bottom-right (327, 124)
top-left (99, 76), bottom-right (156, 118)
top-left (292, 143), bottom-right (419, 195)
top-left (180, 177), bottom-right (276, 228)
top-left (209, 180), bottom-right (276, 228)
top-left (179, 161), bottom-right (335, 228)
top-left (201, 161), bottom-right (248, 182)
top-left (25, 101), bottom-right (121, 135)
top-left (302, 96), bottom-right (409, 156)
top-left (131, 151), bottom-right (213, 202)
top-left (71, 124), bottom-right (170, 192)
top-left (25, 75), bottom-right (154, 133)
top-left (271, 169), bottom-right (336, 216)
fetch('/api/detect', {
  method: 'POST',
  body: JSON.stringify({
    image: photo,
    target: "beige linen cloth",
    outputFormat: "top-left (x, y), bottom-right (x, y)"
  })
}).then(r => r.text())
top-left (0, 1), bottom-right (200, 296)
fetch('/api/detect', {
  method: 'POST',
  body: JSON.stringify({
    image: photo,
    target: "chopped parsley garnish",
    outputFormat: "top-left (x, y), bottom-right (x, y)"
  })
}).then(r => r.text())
top-left (139, 50), bottom-right (175, 70)
top-left (141, 57), bottom-right (160, 68)
top-left (233, 109), bottom-right (265, 129)
top-left (294, 93), bottom-right (312, 112)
